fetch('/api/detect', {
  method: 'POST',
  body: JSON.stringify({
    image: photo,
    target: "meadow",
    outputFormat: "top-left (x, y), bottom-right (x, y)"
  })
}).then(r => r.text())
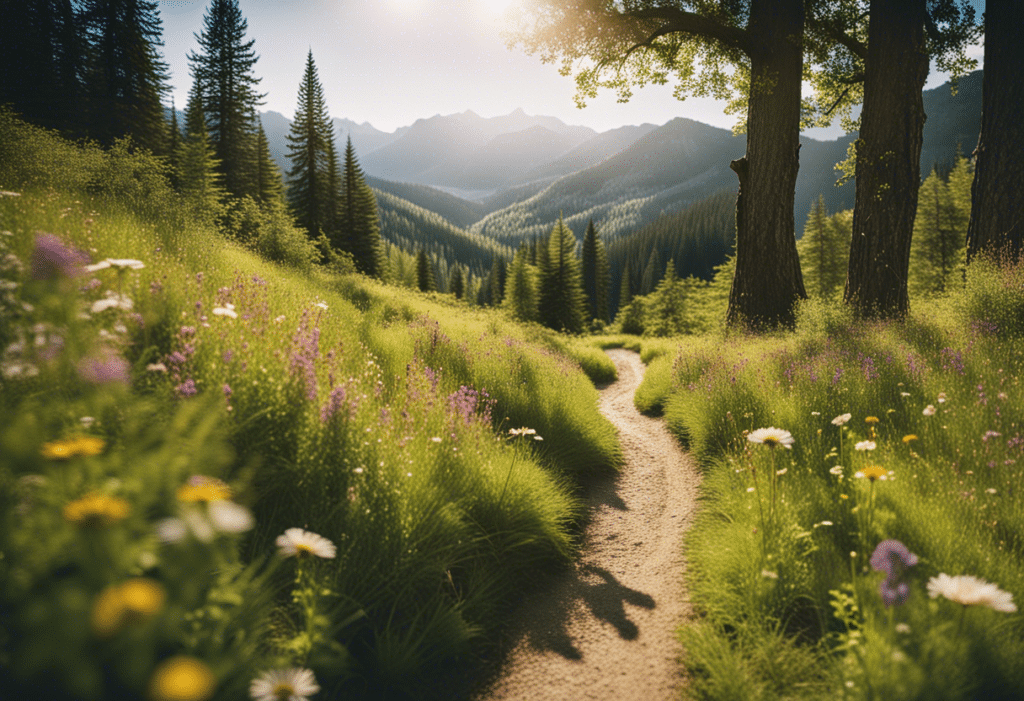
top-left (0, 111), bottom-right (621, 700)
top-left (633, 277), bottom-right (1024, 699)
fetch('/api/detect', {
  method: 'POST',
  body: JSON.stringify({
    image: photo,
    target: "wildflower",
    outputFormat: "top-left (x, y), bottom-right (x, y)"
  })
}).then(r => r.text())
top-left (761, 570), bottom-right (778, 579)
top-left (813, 521), bottom-right (834, 527)
top-left (64, 492), bottom-right (129, 526)
top-left (902, 434), bottom-right (918, 444)
top-left (90, 291), bottom-right (134, 313)
top-left (776, 468), bottom-right (787, 476)
top-left (982, 430), bottom-right (1002, 442)
top-left (430, 436), bottom-right (442, 443)
top-left (147, 362), bottom-right (168, 373)
top-left (811, 411), bottom-right (821, 416)
top-left (832, 413), bottom-right (852, 426)
top-left (870, 540), bottom-right (919, 578)
top-left (830, 465), bottom-right (844, 476)
top-left (275, 528), bottom-right (336, 559)
top-left (900, 392), bottom-right (911, 397)
top-left (41, 435), bottom-right (105, 460)
top-left (207, 500), bottom-right (254, 533)
top-left (986, 488), bottom-right (997, 495)
top-left (315, 301), bottom-right (328, 310)
top-left (249, 668), bottom-right (320, 701)
top-left (879, 579), bottom-right (912, 607)
top-left (923, 405), bottom-right (936, 416)
top-left (31, 233), bottom-right (89, 279)
top-left (148, 656), bottom-right (216, 701)
top-left (865, 416), bottom-right (880, 424)
top-left (747, 427), bottom-right (795, 449)
top-left (78, 353), bottom-right (130, 384)
top-left (87, 258), bottom-right (145, 272)
top-left (895, 623), bottom-right (911, 634)
top-left (855, 466), bottom-right (889, 482)
top-left (91, 578), bottom-right (166, 636)
top-left (176, 379), bottom-right (198, 398)
top-left (177, 476), bottom-right (232, 503)
top-left (212, 303), bottom-right (237, 319)
top-left (854, 440), bottom-right (876, 451)
top-left (927, 573), bottom-right (1017, 612)
top-left (937, 392), bottom-right (947, 403)
top-left (508, 427), bottom-right (537, 437)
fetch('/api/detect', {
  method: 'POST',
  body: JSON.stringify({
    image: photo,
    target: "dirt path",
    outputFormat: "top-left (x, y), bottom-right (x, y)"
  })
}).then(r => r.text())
top-left (472, 349), bottom-right (700, 701)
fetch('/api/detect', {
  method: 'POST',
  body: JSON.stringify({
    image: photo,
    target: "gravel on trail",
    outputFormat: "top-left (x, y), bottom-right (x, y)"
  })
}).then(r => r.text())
top-left (472, 348), bottom-right (700, 701)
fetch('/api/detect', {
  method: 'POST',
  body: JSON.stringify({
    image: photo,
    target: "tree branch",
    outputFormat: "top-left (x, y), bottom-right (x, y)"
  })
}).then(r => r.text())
top-left (619, 6), bottom-right (753, 57)
top-left (807, 16), bottom-right (867, 61)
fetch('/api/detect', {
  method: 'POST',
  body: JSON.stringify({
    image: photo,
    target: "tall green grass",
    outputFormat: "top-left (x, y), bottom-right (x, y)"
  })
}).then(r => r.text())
top-left (666, 291), bottom-right (1024, 699)
top-left (0, 112), bottom-right (620, 700)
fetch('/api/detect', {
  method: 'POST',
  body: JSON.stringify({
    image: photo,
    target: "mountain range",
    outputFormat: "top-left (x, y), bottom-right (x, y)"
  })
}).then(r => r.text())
top-left (259, 70), bottom-right (982, 255)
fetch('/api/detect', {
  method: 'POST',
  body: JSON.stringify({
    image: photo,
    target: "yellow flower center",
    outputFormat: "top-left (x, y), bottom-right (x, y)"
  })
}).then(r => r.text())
top-left (91, 578), bottom-right (166, 636)
top-left (762, 437), bottom-right (780, 447)
top-left (902, 434), bottom-right (918, 444)
top-left (272, 683), bottom-right (296, 700)
top-left (148, 656), bottom-right (216, 701)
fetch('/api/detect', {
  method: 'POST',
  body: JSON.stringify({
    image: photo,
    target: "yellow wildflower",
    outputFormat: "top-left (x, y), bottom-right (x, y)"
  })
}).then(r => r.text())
top-left (865, 416), bottom-right (880, 424)
top-left (176, 476), bottom-right (231, 503)
top-left (856, 465), bottom-right (889, 482)
top-left (63, 492), bottom-right (129, 526)
top-left (91, 578), bottom-right (166, 636)
top-left (41, 435), bottom-right (105, 460)
top-left (148, 656), bottom-right (216, 701)
top-left (902, 434), bottom-right (918, 444)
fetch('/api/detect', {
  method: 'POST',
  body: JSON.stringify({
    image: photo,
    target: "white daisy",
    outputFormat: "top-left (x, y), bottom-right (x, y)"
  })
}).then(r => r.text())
top-left (923, 405), bottom-right (936, 416)
top-left (276, 527), bottom-right (336, 559)
top-left (829, 465), bottom-right (845, 476)
top-left (927, 573), bottom-right (1017, 613)
top-left (747, 427), bottom-right (795, 449)
top-left (208, 500), bottom-right (254, 533)
top-left (854, 440), bottom-right (876, 451)
top-left (249, 667), bottom-right (320, 701)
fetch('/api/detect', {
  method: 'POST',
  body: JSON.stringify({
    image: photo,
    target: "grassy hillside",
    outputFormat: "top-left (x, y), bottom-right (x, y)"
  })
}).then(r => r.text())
top-left (0, 111), bottom-right (621, 701)
top-left (634, 284), bottom-right (1024, 699)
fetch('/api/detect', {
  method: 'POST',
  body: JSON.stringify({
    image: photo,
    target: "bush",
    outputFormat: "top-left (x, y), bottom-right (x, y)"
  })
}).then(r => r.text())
top-left (223, 197), bottom-right (320, 273)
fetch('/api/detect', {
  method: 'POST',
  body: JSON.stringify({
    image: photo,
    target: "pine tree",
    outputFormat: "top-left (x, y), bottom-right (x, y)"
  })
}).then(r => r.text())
top-left (488, 258), bottom-right (507, 306)
top-left (81, 0), bottom-right (170, 153)
top-left (581, 219), bottom-right (610, 323)
top-left (286, 51), bottom-right (333, 238)
top-left (538, 217), bottom-right (586, 333)
top-left (641, 248), bottom-right (662, 296)
top-left (449, 265), bottom-right (465, 299)
top-left (177, 82), bottom-right (224, 218)
top-left (416, 249), bottom-right (437, 292)
top-left (910, 160), bottom-right (968, 295)
top-left (617, 261), bottom-right (633, 319)
top-left (0, 0), bottom-right (86, 135)
top-left (340, 137), bottom-right (385, 278)
top-left (253, 117), bottom-right (285, 207)
top-left (796, 195), bottom-right (849, 299)
top-left (504, 243), bottom-right (539, 322)
top-left (167, 98), bottom-right (181, 188)
top-left (188, 0), bottom-right (263, 198)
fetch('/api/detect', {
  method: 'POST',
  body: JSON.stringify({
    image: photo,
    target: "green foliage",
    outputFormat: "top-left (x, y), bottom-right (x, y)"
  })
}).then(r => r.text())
top-left (415, 248), bottom-right (437, 292)
top-left (504, 244), bottom-right (539, 323)
top-left (223, 197), bottom-right (319, 273)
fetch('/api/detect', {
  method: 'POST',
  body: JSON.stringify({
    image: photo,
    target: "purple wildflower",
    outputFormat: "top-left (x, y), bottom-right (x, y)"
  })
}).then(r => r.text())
top-left (77, 353), bottom-right (129, 384)
top-left (176, 378), bottom-right (197, 398)
top-left (222, 383), bottom-right (232, 398)
top-left (166, 350), bottom-right (187, 366)
top-left (870, 539), bottom-right (919, 577)
top-left (31, 233), bottom-right (89, 280)
top-left (871, 539), bottom-right (919, 608)
top-left (880, 579), bottom-right (912, 607)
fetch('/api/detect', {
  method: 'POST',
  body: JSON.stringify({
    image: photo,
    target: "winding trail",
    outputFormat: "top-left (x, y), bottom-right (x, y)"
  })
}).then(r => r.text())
top-left (472, 349), bottom-right (700, 701)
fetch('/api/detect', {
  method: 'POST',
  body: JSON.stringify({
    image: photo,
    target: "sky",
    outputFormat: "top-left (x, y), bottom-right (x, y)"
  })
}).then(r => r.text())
top-left (158, 0), bottom-right (985, 138)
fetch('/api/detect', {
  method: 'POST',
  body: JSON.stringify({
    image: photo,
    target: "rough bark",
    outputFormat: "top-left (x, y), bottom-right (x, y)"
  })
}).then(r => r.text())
top-left (843, 0), bottom-right (929, 319)
top-left (726, 0), bottom-right (806, 329)
top-left (966, 0), bottom-right (1024, 262)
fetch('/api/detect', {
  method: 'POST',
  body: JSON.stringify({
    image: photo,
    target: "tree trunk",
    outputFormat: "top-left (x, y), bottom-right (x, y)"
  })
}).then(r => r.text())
top-left (966, 0), bottom-right (1024, 261)
top-left (726, 0), bottom-right (806, 330)
top-left (843, 0), bottom-right (929, 319)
